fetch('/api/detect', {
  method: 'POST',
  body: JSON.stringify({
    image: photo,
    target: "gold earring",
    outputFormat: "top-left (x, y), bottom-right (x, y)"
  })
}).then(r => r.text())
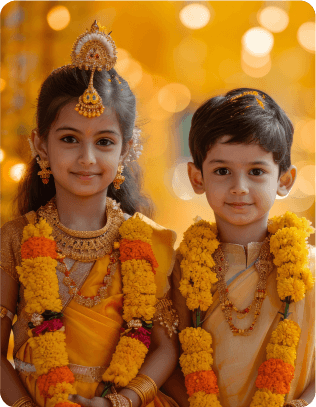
top-left (113, 165), bottom-right (125, 190)
top-left (36, 157), bottom-right (52, 184)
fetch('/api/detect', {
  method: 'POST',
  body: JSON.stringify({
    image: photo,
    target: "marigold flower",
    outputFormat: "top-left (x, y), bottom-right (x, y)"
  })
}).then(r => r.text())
top-left (179, 327), bottom-right (213, 354)
top-left (119, 215), bottom-right (153, 244)
top-left (102, 336), bottom-right (148, 387)
top-left (180, 351), bottom-right (213, 376)
top-left (188, 392), bottom-right (222, 407)
top-left (266, 344), bottom-right (297, 367)
top-left (250, 389), bottom-right (285, 407)
top-left (37, 366), bottom-right (75, 398)
top-left (255, 359), bottom-right (294, 394)
top-left (185, 370), bottom-right (219, 396)
top-left (22, 218), bottom-right (54, 243)
top-left (119, 239), bottom-right (158, 271)
top-left (269, 320), bottom-right (301, 348)
top-left (276, 277), bottom-right (306, 302)
top-left (21, 236), bottom-right (58, 259)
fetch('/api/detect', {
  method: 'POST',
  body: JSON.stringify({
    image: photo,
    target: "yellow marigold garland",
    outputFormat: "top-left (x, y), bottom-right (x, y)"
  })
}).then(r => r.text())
top-left (17, 213), bottom-right (159, 403)
top-left (179, 212), bottom-right (314, 407)
top-left (17, 218), bottom-right (78, 407)
top-left (102, 214), bottom-right (158, 388)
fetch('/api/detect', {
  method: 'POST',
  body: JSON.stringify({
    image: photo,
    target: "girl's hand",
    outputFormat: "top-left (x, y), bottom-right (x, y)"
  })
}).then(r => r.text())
top-left (94, 381), bottom-right (107, 397)
top-left (68, 394), bottom-right (111, 407)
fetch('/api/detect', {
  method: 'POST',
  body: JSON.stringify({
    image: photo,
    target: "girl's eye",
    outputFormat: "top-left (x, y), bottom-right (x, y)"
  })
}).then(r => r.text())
top-left (250, 168), bottom-right (265, 176)
top-left (97, 138), bottom-right (114, 146)
top-left (61, 136), bottom-right (78, 143)
top-left (215, 168), bottom-right (230, 176)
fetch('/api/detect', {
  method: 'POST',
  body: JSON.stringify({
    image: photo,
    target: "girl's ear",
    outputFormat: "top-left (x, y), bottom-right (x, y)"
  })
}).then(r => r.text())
top-left (32, 129), bottom-right (49, 160)
top-left (188, 162), bottom-right (205, 194)
top-left (277, 165), bottom-right (297, 197)
top-left (120, 139), bottom-right (133, 161)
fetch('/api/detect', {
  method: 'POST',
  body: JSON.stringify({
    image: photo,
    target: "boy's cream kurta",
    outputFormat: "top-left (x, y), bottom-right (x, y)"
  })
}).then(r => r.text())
top-left (173, 242), bottom-right (315, 407)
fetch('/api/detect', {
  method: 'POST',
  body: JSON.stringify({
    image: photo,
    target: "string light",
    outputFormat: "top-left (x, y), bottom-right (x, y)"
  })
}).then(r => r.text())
top-left (258, 6), bottom-right (289, 33)
top-left (9, 163), bottom-right (26, 182)
top-left (242, 27), bottom-right (274, 57)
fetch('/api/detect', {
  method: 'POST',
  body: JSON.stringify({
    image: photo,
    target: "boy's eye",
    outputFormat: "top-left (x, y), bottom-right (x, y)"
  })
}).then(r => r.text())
top-left (250, 168), bottom-right (265, 176)
top-left (61, 136), bottom-right (78, 143)
top-left (215, 168), bottom-right (230, 175)
top-left (97, 138), bottom-right (114, 146)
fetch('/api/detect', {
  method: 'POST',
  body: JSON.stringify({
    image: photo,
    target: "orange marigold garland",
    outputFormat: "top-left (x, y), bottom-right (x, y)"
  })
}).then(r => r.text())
top-left (102, 214), bottom-right (159, 390)
top-left (179, 213), bottom-right (314, 407)
top-left (17, 219), bottom-right (80, 407)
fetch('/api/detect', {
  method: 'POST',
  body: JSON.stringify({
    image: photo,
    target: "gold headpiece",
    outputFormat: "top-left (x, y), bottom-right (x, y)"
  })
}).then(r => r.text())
top-left (71, 21), bottom-right (117, 117)
top-left (230, 90), bottom-right (265, 110)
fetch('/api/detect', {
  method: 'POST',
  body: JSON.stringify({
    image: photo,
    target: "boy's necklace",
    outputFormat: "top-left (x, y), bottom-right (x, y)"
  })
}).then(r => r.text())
top-left (215, 237), bottom-right (273, 335)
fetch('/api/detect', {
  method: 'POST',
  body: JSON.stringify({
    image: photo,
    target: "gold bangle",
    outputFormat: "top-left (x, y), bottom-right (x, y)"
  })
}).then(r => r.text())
top-left (284, 400), bottom-right (309, 407)
top-left (137, 374), bottom-right (158, 393)
top-left (125, 384), bottom-right (146, 406)
top-left (126, 375), bottom-right (157, 406)
top-left (12, 396), bottom-right (34, 407)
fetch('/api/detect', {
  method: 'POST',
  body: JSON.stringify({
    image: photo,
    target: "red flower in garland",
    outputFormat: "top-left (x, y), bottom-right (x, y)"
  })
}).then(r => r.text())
top-left (255, 358), bottom-right (295, 394)
top-left (32, 319), bottom-right (64, 336)
top-left (21, 236), bottom-right (57, 259)
top-left (119, 239), bottom-right (159, 272)
top-left (127, 327), bottom-right (152, 349)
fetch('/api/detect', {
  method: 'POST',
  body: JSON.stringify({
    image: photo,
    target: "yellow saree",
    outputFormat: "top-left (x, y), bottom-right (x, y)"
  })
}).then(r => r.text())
top-left (173, 242), bottom-right (315, 407)
top-left (2, 212), bottom-right (178, 407)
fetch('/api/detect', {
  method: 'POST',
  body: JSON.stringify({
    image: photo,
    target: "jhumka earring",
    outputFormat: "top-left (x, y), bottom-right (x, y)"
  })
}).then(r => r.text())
top-left (113, 165), bottom-right (125, 190)
top-left (71, 21), bottom-right (117, 118)
top-left (36, 157), bottom-right (52, 184)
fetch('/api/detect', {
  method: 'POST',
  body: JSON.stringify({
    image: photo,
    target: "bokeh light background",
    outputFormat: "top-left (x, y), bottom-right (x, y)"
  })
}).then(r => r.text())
top-left (1, 1), bottom-right (315, 250)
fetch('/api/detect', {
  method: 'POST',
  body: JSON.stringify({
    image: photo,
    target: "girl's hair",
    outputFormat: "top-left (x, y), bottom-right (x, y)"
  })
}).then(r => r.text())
top-left (15, 66), bottom-right (154, 217)
top-left (189, 87), bottom-right (294, 175)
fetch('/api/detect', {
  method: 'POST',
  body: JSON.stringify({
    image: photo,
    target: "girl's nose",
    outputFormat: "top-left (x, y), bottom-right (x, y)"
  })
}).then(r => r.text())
top-left (78, 144), bottom-right (97, 166)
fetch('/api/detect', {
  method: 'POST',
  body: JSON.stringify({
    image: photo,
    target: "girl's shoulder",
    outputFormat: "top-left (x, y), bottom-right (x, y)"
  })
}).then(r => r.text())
top-left (0, 211), bottom-right (36, 282)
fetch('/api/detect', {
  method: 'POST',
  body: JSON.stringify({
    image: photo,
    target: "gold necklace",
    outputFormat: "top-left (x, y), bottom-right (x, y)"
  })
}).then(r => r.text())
top-left (57, 248), bottom-right (120, 308)
top-left (214, 237), bottom-right (273, 335)
top-left (37, 197), bottom-right (125, 262)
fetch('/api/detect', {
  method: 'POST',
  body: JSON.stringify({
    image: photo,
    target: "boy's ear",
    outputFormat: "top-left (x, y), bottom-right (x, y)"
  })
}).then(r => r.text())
top-left (188, 162), bottom-right (205, 194)
top-left (277, 165), bottom-right (297, 197)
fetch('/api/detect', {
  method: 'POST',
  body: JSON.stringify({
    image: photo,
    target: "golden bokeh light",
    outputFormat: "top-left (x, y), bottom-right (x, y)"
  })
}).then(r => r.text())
top-left (241, 58), bottom-right (271, 78)
top-left (158, 83), bottom-right (191, 113)
top-left (172, 162), bottom-right (194, 200)
top-left (121, 59), bottom-right (143, 89)
top-left (179, 4), bottom-right (211, 30)
top-left (176, 36), bottom-right (208, 63)
top-left (297, 165), bottom-right (315, 196)
top-left (9, 163), bottom-right (26, 182)
top-left (297, 22), bottom-right (315, 53)
top-left (241, 49), bottom-right (271, 68)
top-left (242, 27), bottom-right (274, 57)
top-left (47, 6), bottom-right (71, 31)
top-left (258, 7), bottom-right (289, 33)
top-left (115, 48), bottom-right (131, 75)
top-left (0, 78), bottom-right (6, 93)
top-left (0, 149), bottom-right (5, 163)
top-left (299, 120), bottom-right (315, 151)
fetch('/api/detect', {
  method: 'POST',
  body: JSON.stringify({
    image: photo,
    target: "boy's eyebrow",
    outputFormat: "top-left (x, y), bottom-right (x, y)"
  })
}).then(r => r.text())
top-left (208, 159), bottom-right (272, 166)
top-left (56, 126), bottom-right (119, 136)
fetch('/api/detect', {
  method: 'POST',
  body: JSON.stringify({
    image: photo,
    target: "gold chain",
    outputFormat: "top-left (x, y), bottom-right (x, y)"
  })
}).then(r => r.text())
top-left (37, 197), bottom-right (125, 262)
top-left (215, 237), bottom-right (273, 335)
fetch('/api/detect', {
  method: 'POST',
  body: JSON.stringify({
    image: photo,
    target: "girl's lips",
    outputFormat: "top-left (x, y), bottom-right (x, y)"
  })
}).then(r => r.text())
top-left (72, 172), bottom-right (98, 180)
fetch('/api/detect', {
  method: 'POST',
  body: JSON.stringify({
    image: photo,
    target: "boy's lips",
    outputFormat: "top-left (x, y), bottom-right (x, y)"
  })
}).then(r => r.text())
top-left (227, 202), bottom-right (252, 206)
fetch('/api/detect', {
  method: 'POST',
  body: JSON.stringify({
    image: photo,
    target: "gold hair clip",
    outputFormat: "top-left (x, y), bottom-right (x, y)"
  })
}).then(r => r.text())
top-left (71, 21), bottom-right (117, 117)
top-left (230, 90), bottom-right (265, 110)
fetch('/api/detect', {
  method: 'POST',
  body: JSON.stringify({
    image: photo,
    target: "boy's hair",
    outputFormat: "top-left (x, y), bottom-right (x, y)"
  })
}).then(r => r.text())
top-left (189, 87), bottom-right (294, 175)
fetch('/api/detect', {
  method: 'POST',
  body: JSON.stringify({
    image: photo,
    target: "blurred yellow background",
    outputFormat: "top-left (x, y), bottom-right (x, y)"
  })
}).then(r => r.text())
top-left (1, 0), bottom-right (315, 247)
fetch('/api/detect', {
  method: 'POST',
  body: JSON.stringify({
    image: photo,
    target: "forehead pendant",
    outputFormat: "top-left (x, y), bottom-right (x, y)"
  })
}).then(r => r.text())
top-left (71, 21), bottom-right (117, 118)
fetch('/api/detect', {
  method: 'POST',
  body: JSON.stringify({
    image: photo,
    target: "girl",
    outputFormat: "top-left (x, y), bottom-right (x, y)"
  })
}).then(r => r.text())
top-left (1, 22), bottom-right (179, 407)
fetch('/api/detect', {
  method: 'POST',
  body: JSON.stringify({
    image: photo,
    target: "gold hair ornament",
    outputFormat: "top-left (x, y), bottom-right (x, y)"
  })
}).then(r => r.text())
top-left (71, 21), bottom-right (117, 117)
top-left (230, 90), bottom-right (265, 110)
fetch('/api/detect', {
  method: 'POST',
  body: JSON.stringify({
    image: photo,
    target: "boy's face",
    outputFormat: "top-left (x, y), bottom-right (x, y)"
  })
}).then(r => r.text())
top-left (188, 136), bottom-right (296, 227)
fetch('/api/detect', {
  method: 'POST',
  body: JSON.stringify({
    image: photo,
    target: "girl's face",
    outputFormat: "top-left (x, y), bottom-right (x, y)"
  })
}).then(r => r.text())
top-left (35, 101), bottom-right (125, 198)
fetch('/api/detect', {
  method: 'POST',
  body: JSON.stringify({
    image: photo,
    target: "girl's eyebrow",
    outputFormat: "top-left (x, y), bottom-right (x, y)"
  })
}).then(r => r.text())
top-left (55, 126), bottom-right (120, 136)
